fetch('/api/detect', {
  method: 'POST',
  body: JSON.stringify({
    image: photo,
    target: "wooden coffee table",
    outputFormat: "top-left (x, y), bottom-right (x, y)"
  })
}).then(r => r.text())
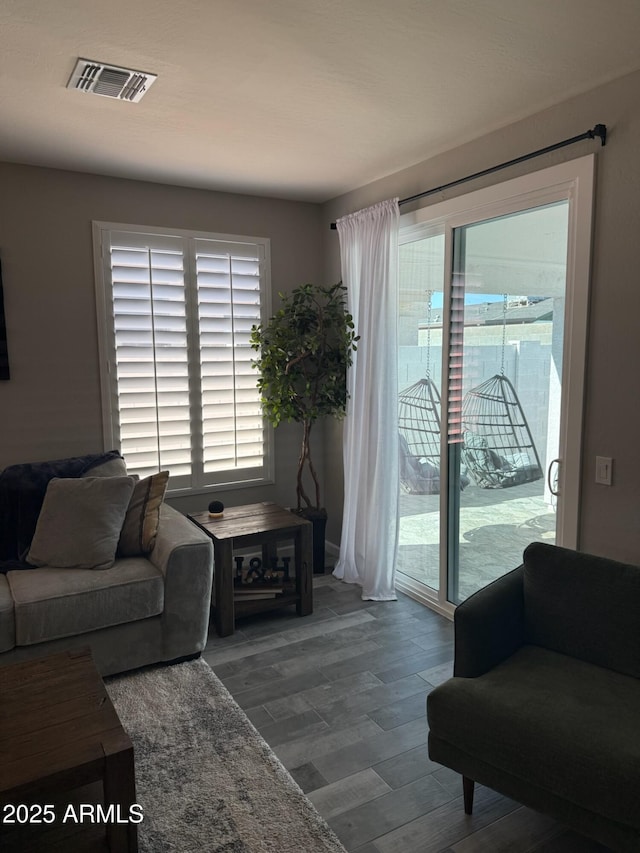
top-left (0, 648), bottom-right (137, 852)
top-left (189, 502), bottom-right (313, 637)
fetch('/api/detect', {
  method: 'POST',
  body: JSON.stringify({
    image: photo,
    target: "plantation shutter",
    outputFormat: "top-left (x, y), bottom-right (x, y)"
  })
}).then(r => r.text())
top-left (95, 223), bottom-right (271, 491)
top-left (195, 238), bottom-right (265, 476)
top-left (108, 231), bottom-right (192, 484)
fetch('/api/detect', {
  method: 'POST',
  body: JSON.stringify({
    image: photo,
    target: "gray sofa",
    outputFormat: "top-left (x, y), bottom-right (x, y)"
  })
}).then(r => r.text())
top-left (427, 541), bottom-right (640, 853)
top-left (0, 455), bottom-right (213, 676)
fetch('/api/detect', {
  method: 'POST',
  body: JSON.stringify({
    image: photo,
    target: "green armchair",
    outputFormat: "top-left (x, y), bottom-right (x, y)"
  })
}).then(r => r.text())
top-left (427, 542), bottom-right (640, 852)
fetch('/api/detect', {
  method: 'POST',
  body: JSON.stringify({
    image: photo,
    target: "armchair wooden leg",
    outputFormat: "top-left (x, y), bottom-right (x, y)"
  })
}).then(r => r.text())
top-left (463, 776), bottom-right (475, 815)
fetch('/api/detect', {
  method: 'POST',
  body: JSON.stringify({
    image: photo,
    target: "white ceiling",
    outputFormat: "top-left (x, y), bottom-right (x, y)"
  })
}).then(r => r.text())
top-left (2, 0), bottom-right (640, 203)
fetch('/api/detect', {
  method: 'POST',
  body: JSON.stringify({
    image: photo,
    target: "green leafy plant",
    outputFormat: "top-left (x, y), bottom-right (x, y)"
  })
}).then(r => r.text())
top-left (250, 282), bottom-right (358, 510)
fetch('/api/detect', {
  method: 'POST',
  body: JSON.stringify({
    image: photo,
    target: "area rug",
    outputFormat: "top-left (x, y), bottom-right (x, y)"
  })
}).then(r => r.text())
top-left (106, 658), bottom-right (346, 853)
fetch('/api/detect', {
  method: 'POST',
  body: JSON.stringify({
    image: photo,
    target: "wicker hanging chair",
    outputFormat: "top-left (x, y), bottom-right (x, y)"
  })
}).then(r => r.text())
top-left (461, 373), bottom-right (543, 489)
top-left (398, 290), bottom-right (444, 494)
top-left (398, 377), bottom-right (442, 494)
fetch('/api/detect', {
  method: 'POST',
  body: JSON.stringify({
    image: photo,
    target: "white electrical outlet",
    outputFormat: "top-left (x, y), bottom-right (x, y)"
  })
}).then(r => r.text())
top-left (595, 456), bottom-right (613, 485)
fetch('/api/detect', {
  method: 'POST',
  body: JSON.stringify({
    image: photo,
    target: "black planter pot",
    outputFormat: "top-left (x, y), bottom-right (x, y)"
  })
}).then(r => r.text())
top-left (294, 507), bottom-right (328, 574)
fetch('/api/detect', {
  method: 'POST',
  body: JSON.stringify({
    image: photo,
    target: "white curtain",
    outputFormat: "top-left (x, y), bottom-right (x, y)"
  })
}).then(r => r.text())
top-left (333, 198), bottom-right (400, 600)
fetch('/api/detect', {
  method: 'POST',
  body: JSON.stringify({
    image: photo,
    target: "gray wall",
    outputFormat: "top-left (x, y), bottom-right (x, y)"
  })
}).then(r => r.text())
top-left (2, 65), bottom-right (640, 565)
top-left (0, 163), bottom-right (323, 515)
top-left (322, 67), bottom-right (640, 564)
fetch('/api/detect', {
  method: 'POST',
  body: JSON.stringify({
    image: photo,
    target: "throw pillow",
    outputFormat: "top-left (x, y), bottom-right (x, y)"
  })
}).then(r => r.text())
top-left (118, 471), bottom-right (170, 557)
top-left (26, 476), bottom-right (136, 570)
top-left (82, 455), bottom-right (128, 478)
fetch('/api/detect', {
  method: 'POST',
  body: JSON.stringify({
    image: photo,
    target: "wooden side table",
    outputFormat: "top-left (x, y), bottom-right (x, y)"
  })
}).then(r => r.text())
top-left (0, 648), bottom-right (137, 853)
top-left (188, 502), bottom-right (313, 637)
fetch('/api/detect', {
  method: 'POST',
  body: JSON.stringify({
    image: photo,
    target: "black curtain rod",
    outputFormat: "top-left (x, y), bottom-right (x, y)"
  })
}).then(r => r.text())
top-left (330, 123), bottom-right (606, 229)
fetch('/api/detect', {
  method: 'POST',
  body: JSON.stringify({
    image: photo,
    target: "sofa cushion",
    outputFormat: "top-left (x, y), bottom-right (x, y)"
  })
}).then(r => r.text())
top-left (26, 476), bottom-right (136, 570)
top-left (118, 471), bottom-right (170, 557)
top-left (523, 542), bottom-right (640, 678)
top-left (0, 574), bottom-right (15, 652)
top-left (7, 558), bottom-right (164, 645)
top-left (427, 644), bottom-right (640, 831)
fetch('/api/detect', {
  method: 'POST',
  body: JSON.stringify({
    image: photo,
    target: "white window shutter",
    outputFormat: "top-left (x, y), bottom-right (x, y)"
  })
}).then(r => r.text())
top-left (95, 224), bottom-right (271, 492)
top-left (109, 240), bottom-right (192, 483)
top-left (195, 239), bottom-right (265, 476)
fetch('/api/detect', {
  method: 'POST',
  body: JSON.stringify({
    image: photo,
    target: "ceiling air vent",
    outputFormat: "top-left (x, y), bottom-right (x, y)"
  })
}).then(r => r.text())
top-left (67, 59), bottom-right (157, 103)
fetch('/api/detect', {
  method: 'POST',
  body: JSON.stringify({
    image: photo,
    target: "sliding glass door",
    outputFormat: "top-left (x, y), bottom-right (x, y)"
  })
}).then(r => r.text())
top-left (398, 229), bottom-right (444, 593)
top-left (397, 157), bottom-right (594, 613)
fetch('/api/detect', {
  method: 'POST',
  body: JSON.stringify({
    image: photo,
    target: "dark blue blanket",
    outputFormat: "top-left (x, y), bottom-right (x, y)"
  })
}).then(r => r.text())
top-left (0, 450), bottom-right (123, 571)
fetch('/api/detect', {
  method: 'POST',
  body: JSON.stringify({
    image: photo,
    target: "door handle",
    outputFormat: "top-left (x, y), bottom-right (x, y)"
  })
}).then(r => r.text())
top-left (547, 458), bottom-right (560, 497)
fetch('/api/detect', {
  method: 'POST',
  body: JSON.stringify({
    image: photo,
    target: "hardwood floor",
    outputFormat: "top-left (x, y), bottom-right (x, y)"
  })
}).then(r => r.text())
top-left (203, 573), bottom-right (610, 853)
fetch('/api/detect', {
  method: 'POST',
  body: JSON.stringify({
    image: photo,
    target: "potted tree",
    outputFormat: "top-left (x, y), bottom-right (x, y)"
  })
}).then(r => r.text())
top-left (250, 282), bottom-right (358, 573)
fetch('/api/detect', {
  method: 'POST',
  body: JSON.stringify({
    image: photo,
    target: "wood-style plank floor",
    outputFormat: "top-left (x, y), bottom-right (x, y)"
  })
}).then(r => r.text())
top-left (203, 573), bottom-right (610, 853)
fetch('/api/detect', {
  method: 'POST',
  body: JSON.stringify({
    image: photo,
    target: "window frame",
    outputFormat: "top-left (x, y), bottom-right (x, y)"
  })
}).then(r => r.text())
top-left (92, 221), bottom-right (274, 496)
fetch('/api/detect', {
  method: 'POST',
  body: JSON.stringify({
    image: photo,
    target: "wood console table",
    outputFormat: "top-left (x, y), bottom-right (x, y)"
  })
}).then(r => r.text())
top-left (188, 502), bottom-right (313, 637)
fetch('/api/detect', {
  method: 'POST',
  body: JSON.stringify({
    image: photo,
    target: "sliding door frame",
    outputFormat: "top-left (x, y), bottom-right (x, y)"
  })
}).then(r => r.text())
top-left (396, 155), bottom-right (595, 617)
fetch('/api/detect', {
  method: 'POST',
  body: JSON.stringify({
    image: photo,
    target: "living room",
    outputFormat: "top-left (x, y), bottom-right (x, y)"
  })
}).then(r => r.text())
top-left (1, 2), bottom-right (640, 852)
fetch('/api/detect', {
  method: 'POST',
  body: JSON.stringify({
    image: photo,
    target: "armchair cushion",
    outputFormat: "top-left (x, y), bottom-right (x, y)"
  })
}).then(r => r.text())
top-left (523, 542), bottom-right (640, 678)
top-left (428, 643), bottom-right (640, 832)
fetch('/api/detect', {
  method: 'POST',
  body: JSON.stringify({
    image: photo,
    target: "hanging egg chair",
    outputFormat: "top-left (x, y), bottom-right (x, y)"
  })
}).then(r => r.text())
top-left (398, 377), bottom-right (442, 494)
top-left (461, 373), bottom-right (543, 489)
top-left (398, 289), bottom-right (446, 494)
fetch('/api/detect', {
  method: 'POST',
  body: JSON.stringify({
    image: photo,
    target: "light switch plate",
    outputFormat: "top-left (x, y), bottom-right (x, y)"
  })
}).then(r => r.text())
top-left (595, 456), bottom-right (613, 485)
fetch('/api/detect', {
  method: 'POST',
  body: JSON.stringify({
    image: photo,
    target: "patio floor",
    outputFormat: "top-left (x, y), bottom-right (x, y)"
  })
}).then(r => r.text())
top-left (397, 479), bottom-right (556, 601)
